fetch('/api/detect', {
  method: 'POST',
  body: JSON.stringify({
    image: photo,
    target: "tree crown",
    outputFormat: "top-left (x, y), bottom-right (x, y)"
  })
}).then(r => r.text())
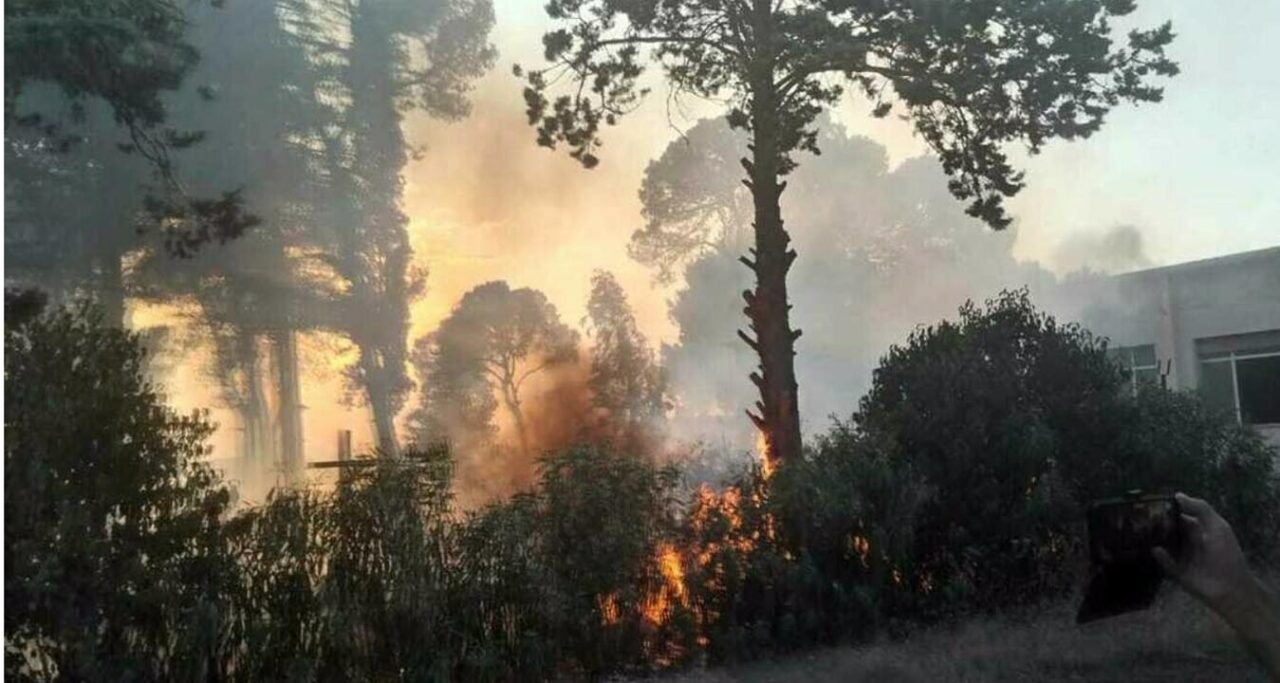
top-left (519, 0), bottom-right (1177, 228)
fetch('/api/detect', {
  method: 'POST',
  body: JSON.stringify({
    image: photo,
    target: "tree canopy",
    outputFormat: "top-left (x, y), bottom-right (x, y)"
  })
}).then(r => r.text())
top-left (585, 270), bottom-right (668, 441)
top-left (5, 0), bottom-right (259, 256)
top-left (521, 0), bottom-right (1177, 228)
top-left (409, 281), bottom-right (579, 456)
top-left (520, 0), bottom-right (1178, 467)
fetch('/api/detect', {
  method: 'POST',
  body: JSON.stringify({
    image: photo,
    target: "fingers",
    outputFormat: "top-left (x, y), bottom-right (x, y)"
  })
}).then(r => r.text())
top-left (1176, 493), bottom-right (1214, 520)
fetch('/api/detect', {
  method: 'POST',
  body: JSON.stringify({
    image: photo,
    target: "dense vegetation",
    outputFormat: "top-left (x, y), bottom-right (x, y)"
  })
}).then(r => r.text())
top-left (7, 293), bottom-right (1278, 680)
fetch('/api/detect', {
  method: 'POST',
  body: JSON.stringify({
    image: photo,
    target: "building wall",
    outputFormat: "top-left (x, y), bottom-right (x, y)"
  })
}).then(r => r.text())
top-left (1049, 247), bottom-right (1280, 449)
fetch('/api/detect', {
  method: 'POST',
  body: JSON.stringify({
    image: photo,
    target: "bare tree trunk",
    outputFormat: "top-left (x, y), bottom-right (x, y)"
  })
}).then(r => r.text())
top-left (739, 79), bottom-right (803, 468)
top-left (273, 330), bottom-right (304, 481)
top-left (361, 349), bottom-right (400, 457)
top-left (501, 382), bottom-right (531, 459)
top-left (369, 393), bottom-right (399, 457)
top-left (241, 334), bottom-right (273, 464)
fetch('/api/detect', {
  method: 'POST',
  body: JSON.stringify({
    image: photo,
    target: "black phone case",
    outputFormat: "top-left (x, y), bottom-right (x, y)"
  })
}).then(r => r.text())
top-left (1076, 493), bottom-right (1180, 624)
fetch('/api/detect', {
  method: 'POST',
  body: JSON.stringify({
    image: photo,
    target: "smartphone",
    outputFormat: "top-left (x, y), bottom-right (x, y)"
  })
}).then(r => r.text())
top-left (1076, 491), bottom-right (1182, 624)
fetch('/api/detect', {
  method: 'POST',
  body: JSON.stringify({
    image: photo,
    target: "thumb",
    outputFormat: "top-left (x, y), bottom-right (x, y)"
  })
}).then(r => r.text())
top-left (1152, 546), bottom-right (1180, 578)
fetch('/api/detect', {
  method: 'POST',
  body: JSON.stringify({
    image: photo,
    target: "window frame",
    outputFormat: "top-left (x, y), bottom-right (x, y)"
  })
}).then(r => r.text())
top-left (1199, 348), bottom-right (1280, 426)
top-left (1109, 344), bottom-right (1160, 394)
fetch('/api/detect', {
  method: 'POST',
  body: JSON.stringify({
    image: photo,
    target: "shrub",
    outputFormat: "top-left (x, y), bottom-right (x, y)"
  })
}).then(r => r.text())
top-left (811, 290), bottom-right (1280, 620)
top-left (221, 450), bottom-right (460, 681)
top-left (683, 463), bottom-right (880, 663)
top-left (5, 302), bottom-right (236, 680)
top-left (535, 445), bottom-right (693, 676)
top-left (221, 444), bottom-right (693, 681)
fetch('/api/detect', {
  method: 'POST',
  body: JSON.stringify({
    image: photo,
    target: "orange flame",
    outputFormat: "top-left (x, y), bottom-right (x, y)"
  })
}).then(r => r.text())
top-left (643, 542), bottom-right (688, 625)
top-left (851, 535), bottom-right (871, 564)
top-left (599, 591), bottom-right (620, 625)
top-left (755, 429), bottom-right (774, 479)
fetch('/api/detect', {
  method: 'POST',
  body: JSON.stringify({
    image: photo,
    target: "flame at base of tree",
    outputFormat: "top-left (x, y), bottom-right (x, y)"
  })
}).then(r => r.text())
top-left (755, 429), bottom-right (774, 480)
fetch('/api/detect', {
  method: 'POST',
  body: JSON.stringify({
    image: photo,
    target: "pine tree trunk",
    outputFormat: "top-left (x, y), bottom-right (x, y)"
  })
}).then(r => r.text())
top-left (273, 330), bottom-right (304, 480)
top-left (739, 82), bottom-right (803, 468)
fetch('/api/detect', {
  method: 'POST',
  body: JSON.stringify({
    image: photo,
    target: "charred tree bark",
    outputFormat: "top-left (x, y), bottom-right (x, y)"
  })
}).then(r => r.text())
top-left (272, 329), bottom-right (304, 480)
top-left (738, 41), bottom-right (803, 468)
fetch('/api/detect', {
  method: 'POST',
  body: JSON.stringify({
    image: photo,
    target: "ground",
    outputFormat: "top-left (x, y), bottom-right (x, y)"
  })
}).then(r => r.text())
top-left (653, 587), bottom-right (1267, 682)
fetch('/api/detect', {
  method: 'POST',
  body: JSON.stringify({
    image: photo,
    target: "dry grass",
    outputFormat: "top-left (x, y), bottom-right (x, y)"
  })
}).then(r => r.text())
top-left (654, 586), bottom-right (1268, 682)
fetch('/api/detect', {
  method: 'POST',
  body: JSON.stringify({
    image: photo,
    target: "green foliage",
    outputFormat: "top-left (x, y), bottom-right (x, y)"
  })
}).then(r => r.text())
top-left (520, 0), bottom-right (1177, 229)
top-left (222, 457), bottom-right (459, 681)
top-left (5, 302), bottom-right (236, 680)
top-left (584, 270), bottom-right (668, 444)
top-left (682, 464), bottom-right (882, 663)
top-left (220, 444), bottom-right (689, 681)
top-left (9, 295), bottom-right (1275, 680)
top-left (537, 446), bottom-right (690, 676)
top-left (5, 0), bottom-right (258, 256)
top-left (806, 290), bottom-right (1280, 619)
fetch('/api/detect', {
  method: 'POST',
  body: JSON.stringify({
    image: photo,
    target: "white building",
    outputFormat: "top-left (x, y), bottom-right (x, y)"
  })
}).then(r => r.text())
top-left (1055, 246), bottom-right (1280, 447)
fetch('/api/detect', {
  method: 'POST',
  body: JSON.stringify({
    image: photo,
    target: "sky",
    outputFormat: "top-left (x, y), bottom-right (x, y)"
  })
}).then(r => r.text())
top-left (167, 0), bottom-right (1280, 470)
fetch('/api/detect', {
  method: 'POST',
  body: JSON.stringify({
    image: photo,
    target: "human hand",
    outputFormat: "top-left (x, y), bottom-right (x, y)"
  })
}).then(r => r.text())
top-left (1154, 492), bottom-right (1280, 681)
top-left (1152, 492), bottom-right (1253, 610)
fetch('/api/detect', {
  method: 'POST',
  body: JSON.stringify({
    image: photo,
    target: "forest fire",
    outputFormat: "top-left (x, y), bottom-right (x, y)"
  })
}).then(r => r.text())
top-left (756, 429), bottom-right (774, 479)
top-left (643, 542), bottom-right (689, 626)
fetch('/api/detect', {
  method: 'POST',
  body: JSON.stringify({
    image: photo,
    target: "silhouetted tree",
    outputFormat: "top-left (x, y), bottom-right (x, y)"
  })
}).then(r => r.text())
top-left (584, 270), bottom-right (667, 443)
top-left (126, 0), bottom-right (338, 481)
top-left (520, 0), bottom-right (1178, 467)
top-left (647, 117), bottom-right (1053, 446)
top-left (5, 303), bottom-right (235, 679)
top-left (410, 281), bottom-right (578, 457)
top-left (5, 0), bottom-right (257, 258)
top-left (297, 0), bottom-right (495, 456)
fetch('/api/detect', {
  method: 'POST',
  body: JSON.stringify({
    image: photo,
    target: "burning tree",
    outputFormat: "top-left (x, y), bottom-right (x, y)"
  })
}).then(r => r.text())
top-left (518, 0), bottom-right (1177, 467)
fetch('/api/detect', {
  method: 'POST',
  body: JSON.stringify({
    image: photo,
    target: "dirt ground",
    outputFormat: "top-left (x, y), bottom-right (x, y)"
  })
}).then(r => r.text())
top-left (650, 587), bottom-right (1268, 682)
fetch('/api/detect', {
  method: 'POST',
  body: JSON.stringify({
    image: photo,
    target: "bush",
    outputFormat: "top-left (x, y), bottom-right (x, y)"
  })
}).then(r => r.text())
top-left (809, 290), bottom-right (1280, 621)
top-left (5, 302), bottom-right (236, 680)
top-left (222, 444), bottom-right (693, 681)
top-left (682, 462), bottom-right (881, 663)
top-left (11, 293), bottom-right (1273, 679)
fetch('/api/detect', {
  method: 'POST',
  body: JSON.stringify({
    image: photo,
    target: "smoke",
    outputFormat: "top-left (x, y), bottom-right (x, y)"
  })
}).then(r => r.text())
top-left (1049, 225), bottom-right (1154, 276)
top-left (446, 349), bottom-right (673, 507)
top-left (402, 74), bottom-right (680, 345)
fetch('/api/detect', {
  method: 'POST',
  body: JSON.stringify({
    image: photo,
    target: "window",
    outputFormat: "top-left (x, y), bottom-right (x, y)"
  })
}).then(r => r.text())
top-left (1108, 344), bottom-right (1160, 393)
top-left (1196, 330), bottom-right (1280, 425)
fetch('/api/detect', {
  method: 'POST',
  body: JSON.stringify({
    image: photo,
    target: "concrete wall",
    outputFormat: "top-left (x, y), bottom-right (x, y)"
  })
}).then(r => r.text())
top-left (1047, 246), bottom-right (1280, 449)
